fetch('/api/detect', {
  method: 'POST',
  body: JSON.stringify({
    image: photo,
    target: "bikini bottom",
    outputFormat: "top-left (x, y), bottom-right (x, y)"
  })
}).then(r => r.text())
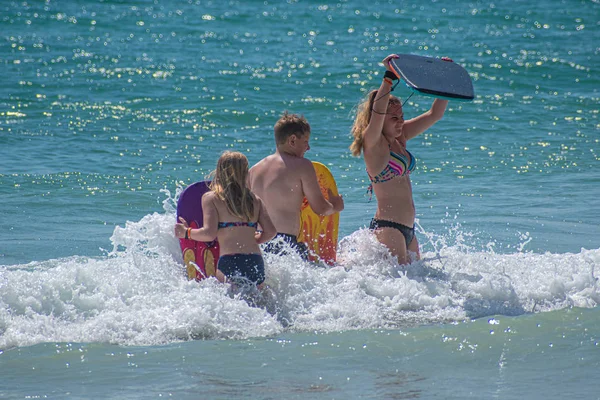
top-left (217, 253), bottom-right (265, 285)
top-left (369, 218), bottom-right (415, 246)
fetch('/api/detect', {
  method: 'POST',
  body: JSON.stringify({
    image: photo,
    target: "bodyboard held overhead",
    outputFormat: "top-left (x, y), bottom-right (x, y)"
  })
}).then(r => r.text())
top-left (390, 54), bottom-right (475, 101)
top-left (176, 181), bottom-right (219, 281)
top-left (298, 162), bottom-right (340, 266)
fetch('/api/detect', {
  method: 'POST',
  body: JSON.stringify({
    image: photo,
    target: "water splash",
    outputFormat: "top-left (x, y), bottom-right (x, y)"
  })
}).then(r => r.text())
top-left (1, 193), bottom-right (599, 349)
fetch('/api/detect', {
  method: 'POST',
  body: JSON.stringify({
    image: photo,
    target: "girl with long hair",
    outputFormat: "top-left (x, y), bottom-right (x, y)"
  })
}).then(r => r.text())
top-left (175, 151), bottom-right (276, 286)
top-left (350, 54), bottom-right (450, 265)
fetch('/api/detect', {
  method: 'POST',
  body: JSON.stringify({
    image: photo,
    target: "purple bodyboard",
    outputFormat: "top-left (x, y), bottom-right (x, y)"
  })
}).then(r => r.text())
top-left (176, 181), bottom-right (211, 227)
top-left (176, 181), bottom-right (219, 281)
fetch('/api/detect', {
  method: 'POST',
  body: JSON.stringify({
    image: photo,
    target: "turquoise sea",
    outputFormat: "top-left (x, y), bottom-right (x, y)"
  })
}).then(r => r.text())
top-left (1, 1), bottom-right (599, 398)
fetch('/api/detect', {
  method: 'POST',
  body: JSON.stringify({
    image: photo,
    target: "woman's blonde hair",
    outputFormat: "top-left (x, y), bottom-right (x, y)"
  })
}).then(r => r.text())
top-left (349, 90), bottom-right (401, 156)
top-left (210, 151), bottom-right (255, 221)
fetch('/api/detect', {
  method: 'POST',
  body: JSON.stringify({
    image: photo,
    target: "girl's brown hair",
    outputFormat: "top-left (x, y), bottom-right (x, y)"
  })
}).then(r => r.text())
top-left (210, 151), bottom-right (255, 221)
top-left (349, 90), bottom-right (401, 156)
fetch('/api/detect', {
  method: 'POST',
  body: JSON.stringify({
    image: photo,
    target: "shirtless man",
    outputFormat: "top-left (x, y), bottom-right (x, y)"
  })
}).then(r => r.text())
top-left (248, 111), bottom-right (344, 259)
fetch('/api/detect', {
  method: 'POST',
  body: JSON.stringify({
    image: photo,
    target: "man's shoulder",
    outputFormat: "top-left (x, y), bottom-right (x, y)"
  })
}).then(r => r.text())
top-left (291, 156), bottom-right (314, 172)
top-left (250, 153), bottom-right (278, 170)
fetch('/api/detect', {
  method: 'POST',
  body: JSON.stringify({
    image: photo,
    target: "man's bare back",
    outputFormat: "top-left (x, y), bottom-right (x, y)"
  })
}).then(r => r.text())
top-left (249, 111), bottom-right (343, 243)
top-left (249, 152), bottom-right (313, 236)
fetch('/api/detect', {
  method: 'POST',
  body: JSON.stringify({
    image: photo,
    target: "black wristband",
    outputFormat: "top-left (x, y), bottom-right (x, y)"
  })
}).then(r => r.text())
top-left (384, 70), bottom-right (398, 81)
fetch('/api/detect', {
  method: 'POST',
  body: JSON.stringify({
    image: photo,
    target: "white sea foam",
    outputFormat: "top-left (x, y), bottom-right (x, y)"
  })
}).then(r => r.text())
top-left (1, 205), bottom-right (598, 349)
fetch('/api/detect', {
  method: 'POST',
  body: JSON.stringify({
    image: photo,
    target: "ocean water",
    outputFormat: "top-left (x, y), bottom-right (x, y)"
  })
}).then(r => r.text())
top-left (1, 0), bottom-right (599, 398)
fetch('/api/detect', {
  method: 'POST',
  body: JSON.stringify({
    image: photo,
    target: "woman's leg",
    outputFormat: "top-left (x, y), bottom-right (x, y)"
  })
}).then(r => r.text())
top-left (407, 235), bottom-right (420, 261)
top-left (375, 227), bottom-right (410, 265)
top-left (215, 268), bottom-right (227, 283)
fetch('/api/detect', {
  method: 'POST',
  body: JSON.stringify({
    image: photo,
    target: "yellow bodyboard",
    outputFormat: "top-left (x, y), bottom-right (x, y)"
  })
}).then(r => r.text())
top-left (298, 162), bottom-right (339, 265)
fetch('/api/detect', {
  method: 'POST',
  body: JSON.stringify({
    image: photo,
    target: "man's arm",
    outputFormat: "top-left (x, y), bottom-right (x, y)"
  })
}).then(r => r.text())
top-left (255, 197), bottom-right (277, 244)
top-left (300, 159), bottom-right (344, 216)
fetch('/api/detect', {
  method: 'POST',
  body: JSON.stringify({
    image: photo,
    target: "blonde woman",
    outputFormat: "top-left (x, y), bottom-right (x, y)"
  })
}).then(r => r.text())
top-left (175, 151), bottom-right (276, 286)
top-left (350, 54), bottom-right (450, 265)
